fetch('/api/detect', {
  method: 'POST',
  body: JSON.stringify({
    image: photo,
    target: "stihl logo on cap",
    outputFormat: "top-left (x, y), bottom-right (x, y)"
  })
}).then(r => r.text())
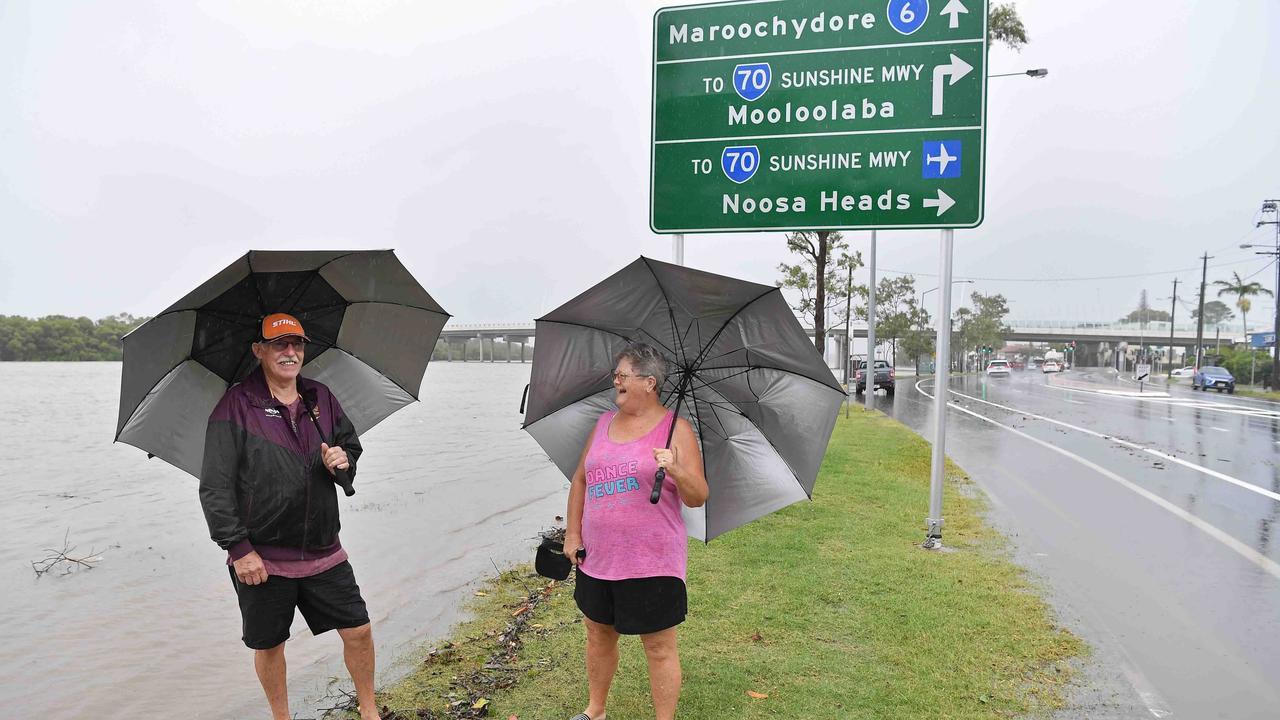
top-left (272, 319), bottom-right (299, 329)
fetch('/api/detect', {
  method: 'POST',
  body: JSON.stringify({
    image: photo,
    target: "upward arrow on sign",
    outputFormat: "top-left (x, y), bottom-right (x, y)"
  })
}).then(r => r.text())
top-left (931, 54), bottom-right (974, 115)
top-left (940, 0), bottom-right (970, 29)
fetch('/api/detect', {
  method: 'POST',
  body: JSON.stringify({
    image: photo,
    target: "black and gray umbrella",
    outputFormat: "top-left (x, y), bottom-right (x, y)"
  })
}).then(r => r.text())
top-left (521, 257), bottom-right (844, 541)
top-left (115, 249), bottom-right (449, 480)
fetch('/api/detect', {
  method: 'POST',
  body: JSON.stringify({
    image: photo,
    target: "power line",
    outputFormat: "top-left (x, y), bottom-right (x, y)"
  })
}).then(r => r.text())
top-left (878, 257), bottom-right (1259, 283)
top-left (1241, 258), bottom-right (1277, 283)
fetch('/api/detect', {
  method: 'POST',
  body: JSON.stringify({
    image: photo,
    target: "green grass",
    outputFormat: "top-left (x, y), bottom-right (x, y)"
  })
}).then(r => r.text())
top-left (368, 409), bottom-right (1083, 720)
top-left (1235, 386), bottom-right (1280, 402)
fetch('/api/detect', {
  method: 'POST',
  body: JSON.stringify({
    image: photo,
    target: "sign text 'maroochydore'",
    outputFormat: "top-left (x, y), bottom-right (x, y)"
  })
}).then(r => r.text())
top-left (667, 11), bottom-right (876, 47)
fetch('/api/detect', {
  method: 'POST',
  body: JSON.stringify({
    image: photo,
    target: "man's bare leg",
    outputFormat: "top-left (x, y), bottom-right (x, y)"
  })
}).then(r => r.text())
top-left (582, 617), bottom-right (619, 720)
top-left (253, 642), bottom-right (290, 720)
top-left (641, 628), bottom-right (681, 720)
top-left (338, 623), bottom-right (379, 720)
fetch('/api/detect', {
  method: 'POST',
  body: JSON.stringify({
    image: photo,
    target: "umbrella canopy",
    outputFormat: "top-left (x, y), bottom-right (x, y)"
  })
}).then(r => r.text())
top-left (522, 257), bottom-right (844, 541)
top-left (116, 249), bottom-right (449, 477)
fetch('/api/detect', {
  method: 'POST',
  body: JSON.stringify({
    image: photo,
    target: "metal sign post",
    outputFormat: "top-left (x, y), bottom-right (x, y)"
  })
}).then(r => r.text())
top-left (1136, 362), bottom-right (1151, 393)
top-left (865, 229), bottom-right (877, 410)
top-left (925, 228), bottom-right (954, 550)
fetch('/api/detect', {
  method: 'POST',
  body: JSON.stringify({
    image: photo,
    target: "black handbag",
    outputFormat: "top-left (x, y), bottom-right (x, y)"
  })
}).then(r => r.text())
top-left (535, 537), bottom-right (584, 581)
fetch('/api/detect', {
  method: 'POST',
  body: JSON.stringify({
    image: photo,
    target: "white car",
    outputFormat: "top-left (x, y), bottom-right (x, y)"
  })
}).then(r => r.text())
top-left (986, 360), bottom-right (1011, 377)
top-left (1042, 360), bottom-right (1061, 373)
top-left (1170, 366), bottom-right (1196, 378)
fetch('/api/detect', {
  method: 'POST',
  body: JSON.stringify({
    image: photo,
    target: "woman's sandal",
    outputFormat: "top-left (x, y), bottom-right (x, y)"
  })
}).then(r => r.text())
top-left (569, 714), bottom-right (605, 720)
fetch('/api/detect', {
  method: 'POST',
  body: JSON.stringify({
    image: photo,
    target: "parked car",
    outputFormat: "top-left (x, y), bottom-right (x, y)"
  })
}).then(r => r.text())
top-left (986, 359), bottom-right (1011, 377)
top-left (1042, 360), bottom-right (1061, 373)
top-left (1192, 366), bottom-right (1235, 393)
top-left (854, 359), bottom-right (895, 395)
top-left (1170, 366), bottom-right (1197, 378)
top-left (1010, 360), bottom-right (1026, 370)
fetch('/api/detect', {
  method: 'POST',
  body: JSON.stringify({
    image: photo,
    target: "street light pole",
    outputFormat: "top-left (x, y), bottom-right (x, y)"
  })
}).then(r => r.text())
top-left (920, 279), bottom-right (975, 375)
top-left (1167, 278), bottom-right (1179, 372)
top-left (988, 69), bottom-right (1049, 78)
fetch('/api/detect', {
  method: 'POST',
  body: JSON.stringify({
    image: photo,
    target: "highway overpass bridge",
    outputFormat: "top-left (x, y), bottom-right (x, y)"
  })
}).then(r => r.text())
top-left (435, 320), bottom-right (1256, 366)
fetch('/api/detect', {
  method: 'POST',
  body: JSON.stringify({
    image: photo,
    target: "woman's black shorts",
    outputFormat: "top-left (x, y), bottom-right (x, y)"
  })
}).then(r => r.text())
top-left (573, 570), bottom-right (687, 635)
top-left (228, 560), bottom-right (370, 650)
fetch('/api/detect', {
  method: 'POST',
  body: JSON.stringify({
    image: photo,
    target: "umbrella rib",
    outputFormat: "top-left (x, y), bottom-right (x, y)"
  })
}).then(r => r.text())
top-left (683, 287), bottom-right (777, 373)
top-left (347, 299), bottom-right (451, 317)
top-left (694, 373), bottom-right (813, 504)
top-left (683, 371), bottom-right (714, 545)
top-left (695, 361), bottom-right (843, 393)
top-left (247, 253), bottom-right (268, 318)
top-left (534, 318), bottom-right (679, 364)
top-left (641, 257), bottom-right (692, 372)
top-left (522, 386), bottom-right (613, 429)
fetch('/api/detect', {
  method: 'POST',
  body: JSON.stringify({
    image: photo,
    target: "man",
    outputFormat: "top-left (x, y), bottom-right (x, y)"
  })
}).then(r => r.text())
top-left (199, 313), bottom-right (379, 720)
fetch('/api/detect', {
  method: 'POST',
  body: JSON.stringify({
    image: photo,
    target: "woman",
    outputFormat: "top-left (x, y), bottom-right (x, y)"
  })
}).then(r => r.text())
top-left (563, 342), bottom-right (709, 720)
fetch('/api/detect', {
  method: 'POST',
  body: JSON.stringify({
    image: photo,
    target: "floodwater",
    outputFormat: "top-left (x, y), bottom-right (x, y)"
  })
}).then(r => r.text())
top-left (0, 361), bottom-right (565, 719)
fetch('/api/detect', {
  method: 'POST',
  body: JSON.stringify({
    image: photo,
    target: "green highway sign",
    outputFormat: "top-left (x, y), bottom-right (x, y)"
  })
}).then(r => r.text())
top-left (650, 0), bottom-right (988, 233)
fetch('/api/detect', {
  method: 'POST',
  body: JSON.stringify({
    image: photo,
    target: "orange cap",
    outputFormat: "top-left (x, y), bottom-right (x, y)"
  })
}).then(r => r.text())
top-left (261, 313), bottom-right (309, 341)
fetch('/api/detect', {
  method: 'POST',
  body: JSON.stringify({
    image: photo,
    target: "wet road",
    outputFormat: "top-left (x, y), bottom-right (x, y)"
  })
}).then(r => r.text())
top-left (872, 369), bottom-right (1280, 719)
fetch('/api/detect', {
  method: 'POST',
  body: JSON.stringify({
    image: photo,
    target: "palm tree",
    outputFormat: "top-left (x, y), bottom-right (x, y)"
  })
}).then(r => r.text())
top-left (1213, 271), bottom-right (1273, 343)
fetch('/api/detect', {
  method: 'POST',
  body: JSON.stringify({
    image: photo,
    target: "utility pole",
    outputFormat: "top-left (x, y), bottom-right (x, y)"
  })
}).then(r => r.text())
top-left (1168, 278), bottom-right (1178, 372)
top-left (1194, 253), bottom-right (1210, 369)
top-left (1260, 201), bottom-right (1280, 387)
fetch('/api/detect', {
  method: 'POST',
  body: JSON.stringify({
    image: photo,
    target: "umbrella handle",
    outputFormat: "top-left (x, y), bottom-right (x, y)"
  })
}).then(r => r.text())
top-left (650, 388), bottom-right (687, 505)
top-left (334, 467), bottom-right (355, 497)
top-left (300, 386), bottom-right (356, 497)
top-left (650, 468), bottom-right (665, 504)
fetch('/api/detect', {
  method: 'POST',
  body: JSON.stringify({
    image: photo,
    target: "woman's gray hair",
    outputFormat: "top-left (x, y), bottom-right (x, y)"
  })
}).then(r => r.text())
top-left (615, 342), bottom-right (667, 390)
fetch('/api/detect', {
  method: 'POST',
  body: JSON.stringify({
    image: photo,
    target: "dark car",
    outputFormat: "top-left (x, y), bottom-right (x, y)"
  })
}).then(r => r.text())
top-left (1192, 366), bottom-right (1235, 393)
top-left (854, 359), bottom-right (895, 395)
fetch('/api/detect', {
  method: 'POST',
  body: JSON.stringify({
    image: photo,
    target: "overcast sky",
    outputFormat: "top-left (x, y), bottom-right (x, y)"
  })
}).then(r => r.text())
top-left (2, 0), bottom-right (1278, 327)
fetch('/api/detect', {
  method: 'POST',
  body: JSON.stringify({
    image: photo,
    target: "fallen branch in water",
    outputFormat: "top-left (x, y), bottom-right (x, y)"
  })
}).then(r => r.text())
top-left (31, 529), bottom-right (104, 577)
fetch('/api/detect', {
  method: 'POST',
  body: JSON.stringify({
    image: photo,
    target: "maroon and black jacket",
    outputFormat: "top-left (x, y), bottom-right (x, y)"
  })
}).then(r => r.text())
top-left (199, 367), bottom-right (362, 559)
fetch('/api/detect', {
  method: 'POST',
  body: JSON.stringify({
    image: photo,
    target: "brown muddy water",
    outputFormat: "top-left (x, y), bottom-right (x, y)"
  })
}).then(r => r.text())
top-left (0, 361), bottom-right (565, 719)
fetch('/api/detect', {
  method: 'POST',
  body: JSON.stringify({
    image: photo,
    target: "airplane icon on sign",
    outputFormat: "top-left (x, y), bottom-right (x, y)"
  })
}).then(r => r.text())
top-left (927, 145), bottom-right (957, 175)
top-left (922, 140), bottom-right (962, 179)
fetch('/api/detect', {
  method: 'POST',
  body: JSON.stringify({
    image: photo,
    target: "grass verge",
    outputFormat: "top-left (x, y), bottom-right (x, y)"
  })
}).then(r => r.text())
top-left (360, 408), bottom-right (1084, 720)
top-left (1235, 386), bottom-right (1280, 402)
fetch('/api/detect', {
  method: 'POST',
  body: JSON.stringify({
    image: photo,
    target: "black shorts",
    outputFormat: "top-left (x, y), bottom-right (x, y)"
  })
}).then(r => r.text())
top-left (573, 570), bottom-right (687, 635)
top-left (228, 560), bottom-right (370, 650)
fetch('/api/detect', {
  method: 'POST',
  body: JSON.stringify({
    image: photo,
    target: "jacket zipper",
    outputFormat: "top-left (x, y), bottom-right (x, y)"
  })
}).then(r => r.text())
top-left (279, 398), bottom-right (311, 561)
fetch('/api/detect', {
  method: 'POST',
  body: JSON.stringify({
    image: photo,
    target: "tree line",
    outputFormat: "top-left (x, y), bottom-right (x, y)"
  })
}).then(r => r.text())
top-left (778, 230), bottom-right (1012, 372)
top-left (0, 314), bottom-right (148, 361)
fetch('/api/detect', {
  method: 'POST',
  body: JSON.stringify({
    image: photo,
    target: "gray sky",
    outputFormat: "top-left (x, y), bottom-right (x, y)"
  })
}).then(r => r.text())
top-left (2, 1), bottom-right (1278, 327)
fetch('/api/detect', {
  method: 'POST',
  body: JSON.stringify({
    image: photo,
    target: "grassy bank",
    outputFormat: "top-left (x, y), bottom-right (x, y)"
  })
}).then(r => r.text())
top-left (1235, 386), bottom-right (1280, 402)
top-left (363, 408), bottom-right (1083, 720)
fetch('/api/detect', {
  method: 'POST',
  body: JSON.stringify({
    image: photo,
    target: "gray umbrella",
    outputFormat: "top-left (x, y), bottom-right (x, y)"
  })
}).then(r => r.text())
top-left (115, 249), bottom-right (449, 482)
top-left (521, 257), bottom-right (844, 541)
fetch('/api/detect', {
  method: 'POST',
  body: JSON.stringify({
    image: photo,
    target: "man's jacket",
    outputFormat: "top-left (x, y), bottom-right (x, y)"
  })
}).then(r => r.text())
top-left (199, 367), bottom-right (363, 559)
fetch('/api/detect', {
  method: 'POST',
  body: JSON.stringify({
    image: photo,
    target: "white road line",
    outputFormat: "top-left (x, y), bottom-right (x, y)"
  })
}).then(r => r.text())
top-left (922, 380), bottom-right (1280, 504)
top-left (1046, 382), bottom-right (1280, 419)
top-left (915, 379), bottom-right (1280, 582)
top-left (1212, 427), bottom-right (1230, 433)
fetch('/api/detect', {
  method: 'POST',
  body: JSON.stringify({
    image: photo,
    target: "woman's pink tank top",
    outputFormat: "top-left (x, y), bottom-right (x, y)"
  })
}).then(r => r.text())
top-left (579, 410), bottom-right (687, 581)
